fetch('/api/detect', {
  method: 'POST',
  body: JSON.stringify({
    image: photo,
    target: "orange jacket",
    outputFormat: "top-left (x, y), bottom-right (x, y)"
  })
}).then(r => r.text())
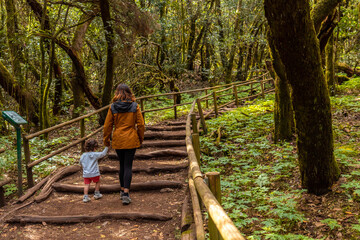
top-left (103, 100), bottom-right (145, 149)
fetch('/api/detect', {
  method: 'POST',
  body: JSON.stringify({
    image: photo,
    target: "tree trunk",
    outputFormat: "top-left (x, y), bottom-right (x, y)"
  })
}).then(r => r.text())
top-left (27, 0), bottom-right (65, 116)
top-left (0, 61), bottom-right (39, 124)
top-left (100, 0), bottom-right (116, 123)
top-left (267, 31), bottom-right (294, 143)
top-left (186, 0), bottom-right (198, 71)
top-left (71, 8), bottom-right (98, 118)
top-left (159, 1), bottom-right (167, 65)
top-left (236, 46), bottom-right (245, 81)
top-left (311, 0), bottom-right (342, 33)
top-left (215, 0), bottom-right (229, 82)
top-left (224, 0), bottom-right (243, 83)
top-left (325, 34), bottom-right (336, 96)
top-left (335, 62), bottom-right (360, 77)
top-left (5, 0), bottom-right (24, 86)
top-left (264, 0), bottom-right (340, 195)
top-left (51, 36), bottom-right (101, 110)
top-left (52, 59), bottom-right (64, 115)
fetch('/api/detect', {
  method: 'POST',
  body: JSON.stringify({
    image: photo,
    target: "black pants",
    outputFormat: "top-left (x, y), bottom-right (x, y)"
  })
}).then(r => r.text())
top-left (115, 149), bottom-right (136, 189)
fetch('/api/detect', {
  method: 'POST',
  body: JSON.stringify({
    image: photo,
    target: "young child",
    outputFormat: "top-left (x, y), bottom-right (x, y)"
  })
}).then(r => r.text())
top-left (80, 139), bottom-right (108, 203)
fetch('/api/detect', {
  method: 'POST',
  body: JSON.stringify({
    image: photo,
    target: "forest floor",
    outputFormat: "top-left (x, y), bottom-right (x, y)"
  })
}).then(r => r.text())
top-left (197, 79), bottom-right (360, 240)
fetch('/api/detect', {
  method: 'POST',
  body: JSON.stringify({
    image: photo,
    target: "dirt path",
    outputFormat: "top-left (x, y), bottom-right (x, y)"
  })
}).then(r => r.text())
top-left (0, 120), bottom-right (189, 240)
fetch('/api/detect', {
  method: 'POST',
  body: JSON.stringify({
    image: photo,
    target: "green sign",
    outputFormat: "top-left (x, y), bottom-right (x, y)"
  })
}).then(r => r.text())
top-left (1, 111), bottom-right (27, 196)
top-left (2, 111), bottom-right (27, 126)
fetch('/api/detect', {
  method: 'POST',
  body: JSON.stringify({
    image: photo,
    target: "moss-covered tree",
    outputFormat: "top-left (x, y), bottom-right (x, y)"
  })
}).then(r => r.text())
top-left (326, 34), bottom-right (336, 96)
top-left (266, 31), bottom-right (294, 143)
top-left (264, 0), bottom-right (340, 195)
top-left (100, 0), bottom-right (115, 122)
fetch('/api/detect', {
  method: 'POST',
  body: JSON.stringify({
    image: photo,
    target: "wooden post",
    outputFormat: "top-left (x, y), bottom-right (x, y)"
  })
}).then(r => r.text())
top-left (205, 89), bottom-right (209, 108)
top-left (0, 186), bottom-right (4, 207)
top-left (213, 91), bottom-right (218, 118)
top-left (80, 118), bottom-right (85, 153)
top-left (233, 85), bottom-right (239, 107)
top-left (188, 178), bottom-right (205, 240)
top-left (173, 94), bottom-right (177, 119)
top-left (196, 99), bottom-right (207, 134)
top-left (260, 78), bottom-right (265, 98)
top-left (191, 113), bottom-right (198, 133)
top-left (206, 172), bottom-right (222, 240)
top-left (250, 83), bottom-right (253, 100)
top-left (0, 179), bottom-right (10, 207)
top-left (140, 99), bottom-right (145, 125)
top-left (23, 137), bottom-right (34, 188)
top-left (192, 133), bottom-right (201, 166)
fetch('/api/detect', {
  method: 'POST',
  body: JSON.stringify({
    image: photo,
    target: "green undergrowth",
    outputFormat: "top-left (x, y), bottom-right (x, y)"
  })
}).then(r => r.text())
top-left (200, 92), bottom-right (360, 239)
top-left (337, 77), bottom-right (360, 95)
top-left (142, 82), bottom-right (265, 124)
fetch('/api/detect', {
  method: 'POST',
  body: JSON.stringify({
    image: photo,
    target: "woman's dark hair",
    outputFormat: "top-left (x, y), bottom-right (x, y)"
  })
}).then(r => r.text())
top-left (112, 84), bottom-right (136, 102)
top-left (85, 139), bottom-right (98, 152)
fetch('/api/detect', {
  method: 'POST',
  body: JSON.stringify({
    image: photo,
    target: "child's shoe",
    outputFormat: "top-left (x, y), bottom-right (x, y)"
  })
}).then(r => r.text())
top-left (94, 191), bottom-right (103, 200)
top-left (83, 195), bottom-right (91, 203)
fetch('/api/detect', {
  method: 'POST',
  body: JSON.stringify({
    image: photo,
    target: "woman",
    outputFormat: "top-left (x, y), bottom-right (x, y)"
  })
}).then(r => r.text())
top-left (103, 84), bottom-right (145, 205)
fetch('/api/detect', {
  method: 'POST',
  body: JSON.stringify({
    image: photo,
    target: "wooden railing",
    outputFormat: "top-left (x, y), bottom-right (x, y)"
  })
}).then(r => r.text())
top-left (183, 75), bottom-right (275, 239)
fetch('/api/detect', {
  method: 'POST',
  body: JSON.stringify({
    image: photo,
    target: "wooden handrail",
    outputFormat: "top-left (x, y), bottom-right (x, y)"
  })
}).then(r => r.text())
top-left (28, 126), bottom-right (104, 168)
top-left (183, 74), bottom-right (274, 239)
top-left (186, 102), bottom-right (245, 240)
top-left (25, 105), bottom-right (109, 140)
top-left (0, 179), bottom-right (11, 187)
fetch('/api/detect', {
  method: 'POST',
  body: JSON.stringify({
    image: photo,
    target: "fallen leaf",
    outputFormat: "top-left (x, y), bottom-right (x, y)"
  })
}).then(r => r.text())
top-left (42, 222), bottom-right (47, 226)
top-left (333, 208), bottom-right (341, 211)
top-left (72, 228), bottom-right (78, 231)
top-left (315, 222), bottom-right (325, 227)
top-left (345, 211), bottom-right (353, 215)
top-left (100, 234), bottom-right (106, 238)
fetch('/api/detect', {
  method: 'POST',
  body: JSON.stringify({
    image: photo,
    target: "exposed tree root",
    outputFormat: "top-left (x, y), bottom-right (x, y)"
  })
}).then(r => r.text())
top-left (17, 175), bottom-right (51, 203)
top-left (53, 180), bottom-right (183, 193)
top-left (0, 200), bottom-right (34, 223)
top-left (7, 212), bottom-right (172, 224)
top-left (35, 165), bottom-right (81, 203)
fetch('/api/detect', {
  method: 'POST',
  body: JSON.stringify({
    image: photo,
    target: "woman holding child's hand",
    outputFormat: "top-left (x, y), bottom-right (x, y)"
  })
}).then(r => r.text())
top-left (103, 84), bottom-right (145, 205)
